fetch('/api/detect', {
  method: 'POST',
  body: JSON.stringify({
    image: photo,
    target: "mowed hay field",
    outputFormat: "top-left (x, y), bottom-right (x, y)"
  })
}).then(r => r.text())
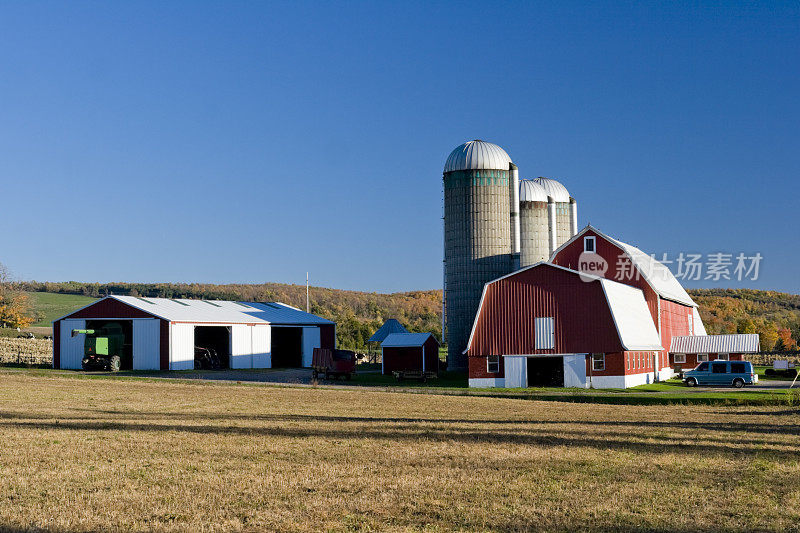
top-left (1, 374), bottom-right (799, 532)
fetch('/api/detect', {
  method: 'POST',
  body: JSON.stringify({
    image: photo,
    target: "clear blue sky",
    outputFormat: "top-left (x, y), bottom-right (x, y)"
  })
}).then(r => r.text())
top-left (1, 1), bottom-right (798, 293)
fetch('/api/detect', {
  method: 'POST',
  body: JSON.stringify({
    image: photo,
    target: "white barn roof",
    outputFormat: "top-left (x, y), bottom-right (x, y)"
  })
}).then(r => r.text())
top-left (61, 295), bottom-right (333, 325)
top-left (381, 332), bottom-right (437, 348)
top-left (670, 334), bottom-right (760, 354)
top-left (599, 279), bottom-right (664, 351)
top-left (606, 234), bottom-right (696, 307)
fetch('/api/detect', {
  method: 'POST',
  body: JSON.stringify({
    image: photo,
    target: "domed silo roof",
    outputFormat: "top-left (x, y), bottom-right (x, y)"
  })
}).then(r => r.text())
top-left (533, 177), bottom-right (571, 202)
top-left (444, 140), bottom-right (512, 173)
top-left (519, 179), bottom-right (548, 202)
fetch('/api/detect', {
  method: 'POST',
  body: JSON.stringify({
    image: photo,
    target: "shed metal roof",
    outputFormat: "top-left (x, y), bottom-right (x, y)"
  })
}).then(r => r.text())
top-left (368, 319), bottom-right (409, 343)
top-left (61, 295), bottom-right (333, 325)
top-left (669, 334), bottom-right (760, 354)
top-left (381, 332), bottom-right (437, 348)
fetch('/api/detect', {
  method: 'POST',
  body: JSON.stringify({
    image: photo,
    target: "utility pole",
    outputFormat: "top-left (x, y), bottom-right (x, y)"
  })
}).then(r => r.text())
top-left (306, 272), bottom-right (310, 313)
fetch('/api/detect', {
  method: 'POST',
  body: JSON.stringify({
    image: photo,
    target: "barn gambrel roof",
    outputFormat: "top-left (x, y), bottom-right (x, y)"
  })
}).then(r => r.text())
top-left (464, 262), bottom-right (664, 353)
top-left (550, 225), bottom-right (697, 308)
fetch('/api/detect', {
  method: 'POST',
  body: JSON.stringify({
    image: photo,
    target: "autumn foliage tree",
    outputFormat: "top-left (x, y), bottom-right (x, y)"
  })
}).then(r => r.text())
top-left (776, 327), bottom-right (797, 351)
top-left (0, 263), bottom-right (35, 329)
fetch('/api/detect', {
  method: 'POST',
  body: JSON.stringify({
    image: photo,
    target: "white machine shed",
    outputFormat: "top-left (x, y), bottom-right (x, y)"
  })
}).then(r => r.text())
top-left (53, 295), bottom-right (336, 371)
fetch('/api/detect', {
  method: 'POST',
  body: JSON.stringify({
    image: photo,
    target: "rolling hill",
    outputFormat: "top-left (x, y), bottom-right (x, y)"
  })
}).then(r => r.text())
top-left (13, 282), bottom-right (800, 352)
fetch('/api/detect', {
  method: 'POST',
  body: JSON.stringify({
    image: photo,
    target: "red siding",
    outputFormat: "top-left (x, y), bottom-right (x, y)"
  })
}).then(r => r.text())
top-left (383, 337), bottom-right (439, 375)
top-left (53, 321), bottom-right (61, 369)
top-left (659, 299), bottom-right (694, 369)
top-left (466, 264), bottom-right (624, 358)
top-left (587, 352), bottom-right (625, 377)
top-left (670, 352), bottom-right (744, 369)
top-left (423, 337), bottom-right (440, 373)
top-left (620, 350), bottom-right (661, 375)
top-left (319, 324), bottom-right (336, 350)
top-left (470, 355), bottom-right (504, 379)
top-left (65, 298), bottom-right (157, 320)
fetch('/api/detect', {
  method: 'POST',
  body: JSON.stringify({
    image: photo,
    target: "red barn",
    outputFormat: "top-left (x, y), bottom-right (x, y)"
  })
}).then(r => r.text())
top-left (465, 263), bottom-right (664, 388)
top-left (461, 225), bottom-right (752, 389)
top-left (549, 225), bottom-right (706, 382)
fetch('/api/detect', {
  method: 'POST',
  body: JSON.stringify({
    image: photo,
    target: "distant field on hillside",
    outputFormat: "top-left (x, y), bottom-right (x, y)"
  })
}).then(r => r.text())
top-left (14, 283), bottom-right (800, 351)
top-left (27, 292), bottom-right (95, 326)
top-left (0, 370), bottom-right (798, 531)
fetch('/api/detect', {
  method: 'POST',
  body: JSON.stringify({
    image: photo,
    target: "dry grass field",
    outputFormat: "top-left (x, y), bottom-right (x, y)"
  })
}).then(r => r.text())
top-left (1, 371), bottom-right (799, 532)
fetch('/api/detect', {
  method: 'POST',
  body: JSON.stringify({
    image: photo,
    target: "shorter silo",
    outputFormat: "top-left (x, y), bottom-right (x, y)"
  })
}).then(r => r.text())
top-left (532, 177), bottom-right (577, 256)
top-left (519, 179), bottom-right (550, 267)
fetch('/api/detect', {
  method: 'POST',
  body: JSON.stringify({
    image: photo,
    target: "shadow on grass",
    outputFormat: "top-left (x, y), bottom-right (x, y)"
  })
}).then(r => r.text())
top-left (1, 410), bottom-right (799, 460)
top-left (3, 409), bottom-right (800, 436)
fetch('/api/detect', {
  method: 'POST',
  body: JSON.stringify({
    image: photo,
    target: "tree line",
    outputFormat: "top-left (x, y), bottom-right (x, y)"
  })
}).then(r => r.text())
top-left (9, 281), bottom-right (800, 353)
top-left (13, 280), bottom-right (442, 351)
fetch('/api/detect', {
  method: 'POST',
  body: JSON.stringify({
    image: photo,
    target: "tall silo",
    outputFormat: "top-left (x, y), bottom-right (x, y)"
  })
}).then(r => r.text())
top-left (518, 179), bottom-right (550, 266)
top-left (532, 177), bottom-right (578, 256)
top-left (443, 140), bottom-right (516, 370)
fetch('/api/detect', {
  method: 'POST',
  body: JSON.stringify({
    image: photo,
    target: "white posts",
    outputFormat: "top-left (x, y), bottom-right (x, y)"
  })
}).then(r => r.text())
top-left (547, 196), bottom-right (557, 256)
top-left (509, 163), bottom-right (521, 271)
top-left (569, 197), bottom-right (578, 237)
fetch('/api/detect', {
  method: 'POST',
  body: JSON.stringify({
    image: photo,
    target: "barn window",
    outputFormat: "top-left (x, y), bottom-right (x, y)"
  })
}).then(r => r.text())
top-left (535, 317), bottom-right (555, 349)
top-left (592, 353), bottom-right (605, 371)
top-left (697, 353), bottom-right (709, 362)
top-left (688, 313), bottom-right (694, 335)
top-left (717, 353), bottom-right (729, 360)
top-left (487, 355), bottom-right (500, 374)
top-left (674, 353), bottom-right (686, 363)
top-left (584, 236), bottom-right (596, 253)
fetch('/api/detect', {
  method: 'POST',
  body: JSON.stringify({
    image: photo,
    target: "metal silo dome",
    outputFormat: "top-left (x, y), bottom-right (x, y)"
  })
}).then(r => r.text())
top-left (519, 179), bottom-right (548, 202)
top-left (533, 177), bottom-right (571, 202)
top-left (444, 140), bottom-right (512, 173)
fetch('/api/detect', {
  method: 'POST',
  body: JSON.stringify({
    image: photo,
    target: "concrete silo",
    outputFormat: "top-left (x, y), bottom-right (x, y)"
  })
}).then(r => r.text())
top-left (443, 140), bottom-right (519, 370)
top-left (518, 179), bottom-right (550, 266)
top-left (531, 177), bottom-right (577, 257)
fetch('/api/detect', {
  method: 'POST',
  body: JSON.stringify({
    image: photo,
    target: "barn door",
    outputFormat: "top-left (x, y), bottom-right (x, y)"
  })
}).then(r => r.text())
top-left (132, 319), bottom-right (160, 370)
top-left (59, 319), bottom-right (86, 369)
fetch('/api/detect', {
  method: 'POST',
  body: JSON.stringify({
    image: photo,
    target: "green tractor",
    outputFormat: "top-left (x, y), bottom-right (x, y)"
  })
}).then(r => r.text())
top-left (72, 323), bottom-right (126, 372)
